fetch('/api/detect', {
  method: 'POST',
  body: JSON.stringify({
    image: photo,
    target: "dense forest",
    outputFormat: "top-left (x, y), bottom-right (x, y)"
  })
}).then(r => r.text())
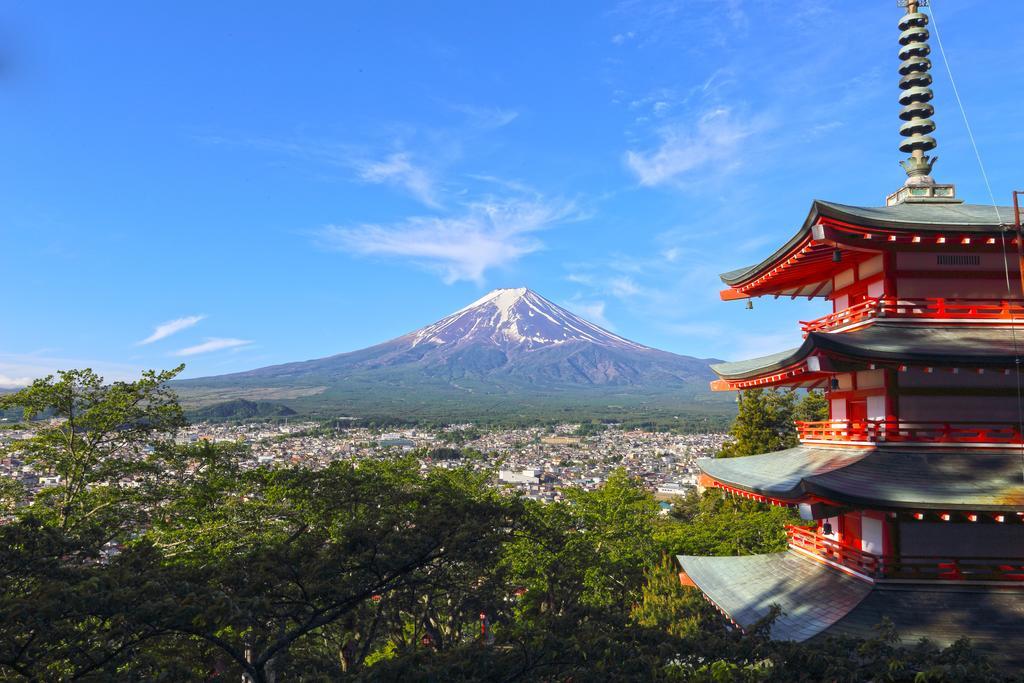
top-left (0, 369), bottom-right (1011, 681)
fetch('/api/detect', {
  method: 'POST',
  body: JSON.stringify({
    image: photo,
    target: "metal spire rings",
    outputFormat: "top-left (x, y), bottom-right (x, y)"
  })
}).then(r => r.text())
top-left (898, 1), bottom-right (937, 181)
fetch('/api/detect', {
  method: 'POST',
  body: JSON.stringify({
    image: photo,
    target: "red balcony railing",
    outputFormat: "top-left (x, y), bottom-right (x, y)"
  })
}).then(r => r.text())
top-left (786, 525), bottom-right (1024, 582)
top-left (800, 297), bottom-right (1024, 334)
top-left (786, 524), bottom-right (883, 576)
top-left (796, 419), bottom-right (1024, 446)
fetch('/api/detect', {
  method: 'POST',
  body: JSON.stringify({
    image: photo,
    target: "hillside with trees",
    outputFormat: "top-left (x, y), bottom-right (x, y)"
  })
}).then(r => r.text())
top-left (0, 371), bottom-right (1009, 681)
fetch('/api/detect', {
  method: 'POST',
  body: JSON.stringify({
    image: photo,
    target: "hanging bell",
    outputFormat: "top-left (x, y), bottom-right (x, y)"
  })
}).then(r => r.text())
top-left (832, 249), bottom-right (843, 263)
top-left (821, 521), bottom-right (834, 535)
top-left (745, 299), bottom-right (754, 310)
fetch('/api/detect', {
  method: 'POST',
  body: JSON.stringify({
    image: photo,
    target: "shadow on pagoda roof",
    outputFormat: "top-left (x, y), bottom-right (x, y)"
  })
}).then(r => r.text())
top-left (677, 551), bottom-right (1024, 665)
top-left (699, 446), bottom-right (1024, 511)
top-left (676, 551), bottom-right (872, 642)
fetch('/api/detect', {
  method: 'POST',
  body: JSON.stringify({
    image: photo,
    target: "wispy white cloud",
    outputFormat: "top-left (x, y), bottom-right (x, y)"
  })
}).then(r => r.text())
top-left (200, 98), bottom-right (519, 210)
top-left (319, 197), bottom-right (577, 285)
top-left (354, 152), bottom-right (441, 208)
top-left (563, 299), bottom-right (616, 331)
top-left (139, 315), bottom-right (206, 345)
top-left (625, 107), bottom-right (773, 187)
top-left (565, 273), bottom-right (595, 286)
top-left (448, 103), bottom-right (520, 129)
top-left (174, 338), bottom-right (252, 357)
top-left (609, 276), bottom-right (641, 298)
top-left (198, 137), bottom-right (445, 208)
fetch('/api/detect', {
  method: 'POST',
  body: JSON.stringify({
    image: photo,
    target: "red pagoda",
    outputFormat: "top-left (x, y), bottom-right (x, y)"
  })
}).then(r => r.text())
top-left (677, 0), bottom-right (1024, 660)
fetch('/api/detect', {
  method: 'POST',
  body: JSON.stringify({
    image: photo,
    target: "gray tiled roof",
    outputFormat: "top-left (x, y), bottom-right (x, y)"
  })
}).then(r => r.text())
top-left (817, 583), bottom-right (1024, 666)
top-left (700, 446), bottom-right (1024, 510)
top-left (817, 200), bottom-right (1013, 230)
top-left (677, 552), bottom-right (873, 642)
top-left (680, 551), bottom-right (1024, 664)
top-left (805, 448), bottom-right (1024, 511)
top-left (698, 446), bottom-right (868, 499)
top-left (711, 346), bottom-right (804, 379)
top-left (712, 323), bottom-right (1024, 380)
top-left (721, 200), bottom-right (1015, 286)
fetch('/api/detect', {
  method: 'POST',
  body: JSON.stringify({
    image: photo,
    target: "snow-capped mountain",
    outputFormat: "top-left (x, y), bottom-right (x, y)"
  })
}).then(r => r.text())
top-left (409, 288), bottom-right (648, 352)
top-left (175, 288), bottom-right (724, 417)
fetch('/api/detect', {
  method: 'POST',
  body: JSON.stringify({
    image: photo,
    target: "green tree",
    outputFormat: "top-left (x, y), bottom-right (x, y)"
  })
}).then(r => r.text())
top-left (659, 489), bottom-right (799, 557)
top-left (0, 366), bottom-right (185, 536)
top-left (503, 468), bottom-right (662, 623)
top-left (717, 388), bottom-right (797, 458)
top-left (141, 456), bottom-right (518, 681)
top-left (794, 388), bottom-right (829, 423)
top-left (631, 555), bottom-right (719, 639)
top-left (0, 367), bottom-right (186, 679)
top-left (718, 389), bottom-right (830, 459)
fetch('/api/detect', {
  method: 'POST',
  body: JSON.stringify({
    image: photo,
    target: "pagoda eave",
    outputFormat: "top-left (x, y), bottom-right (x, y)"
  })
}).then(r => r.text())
top-left (719, 200), bottom-right (1016, 298)
top-left (709, 356), bottom-right (833, 391)
top-left (698, 446), bottom-right (1024, 513)
top-left (711, 323), bottom-right (1024, 389)
top-left (676, 552), bottom-right (1024, 663)
top-left (676, 552), bottom-right (874, 641)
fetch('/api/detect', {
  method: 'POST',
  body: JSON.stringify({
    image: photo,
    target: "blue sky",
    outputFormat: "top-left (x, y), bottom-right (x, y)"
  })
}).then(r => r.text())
top-left (1, 0), bottom-right (1022, 385)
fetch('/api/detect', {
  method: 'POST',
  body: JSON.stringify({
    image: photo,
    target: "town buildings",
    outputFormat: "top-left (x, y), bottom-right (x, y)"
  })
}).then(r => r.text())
top-left (0, 420), bottom-right (723, 511)
top-left (677, 0), bottom-right (1024, 662)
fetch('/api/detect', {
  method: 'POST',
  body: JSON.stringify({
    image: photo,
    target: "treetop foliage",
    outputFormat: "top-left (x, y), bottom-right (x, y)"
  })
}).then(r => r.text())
top-left (717, 388), bottom-right (828, 459)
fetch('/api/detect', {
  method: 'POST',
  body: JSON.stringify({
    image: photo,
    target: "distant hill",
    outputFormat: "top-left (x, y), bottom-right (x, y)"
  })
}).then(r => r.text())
top-left (188, 399), bottom-right (297, 422)
top-left (174, 288), bottom-right (731, 422)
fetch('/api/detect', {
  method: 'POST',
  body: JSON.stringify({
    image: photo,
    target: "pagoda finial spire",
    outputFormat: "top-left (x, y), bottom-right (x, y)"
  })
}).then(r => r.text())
top-left (897, 0), bottom-right (938, 185)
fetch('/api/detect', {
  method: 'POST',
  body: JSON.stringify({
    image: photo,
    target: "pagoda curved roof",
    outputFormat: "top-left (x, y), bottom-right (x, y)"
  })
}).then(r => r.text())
top-left (720, 200), bottom-right (1015, 286)
top-left (699, 446), bottom-right (869, 499)
top-left (678, 552), bottom-right (1024, 663)
top-left (712, 323), bottom-right (1024, 380)
top-left (699, 446), bottom-right (1024, 511)
top-left (676, 552), bottom-right (872, 641)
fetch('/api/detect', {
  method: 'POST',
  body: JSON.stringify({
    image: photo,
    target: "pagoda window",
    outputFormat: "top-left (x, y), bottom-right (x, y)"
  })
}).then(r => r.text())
top-left (861, 513), bottom-right (885, 555)
top-left (830, 397), bottom-right (846, 420)
top-left (866, 395), bottom-right (886, 420)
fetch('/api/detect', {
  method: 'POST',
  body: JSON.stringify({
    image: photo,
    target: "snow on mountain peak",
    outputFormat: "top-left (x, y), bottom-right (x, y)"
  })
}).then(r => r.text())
top-left (409, 287), bottom-right (650, 352)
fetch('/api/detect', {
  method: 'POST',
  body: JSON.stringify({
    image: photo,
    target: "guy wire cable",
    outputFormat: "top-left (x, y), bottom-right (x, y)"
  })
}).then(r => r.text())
top-left (928, 0), bottom-right (1024, 483)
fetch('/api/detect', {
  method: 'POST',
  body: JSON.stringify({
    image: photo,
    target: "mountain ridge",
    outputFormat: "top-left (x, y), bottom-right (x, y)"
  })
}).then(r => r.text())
top-left (174, 288), bottom-right (729, 419)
